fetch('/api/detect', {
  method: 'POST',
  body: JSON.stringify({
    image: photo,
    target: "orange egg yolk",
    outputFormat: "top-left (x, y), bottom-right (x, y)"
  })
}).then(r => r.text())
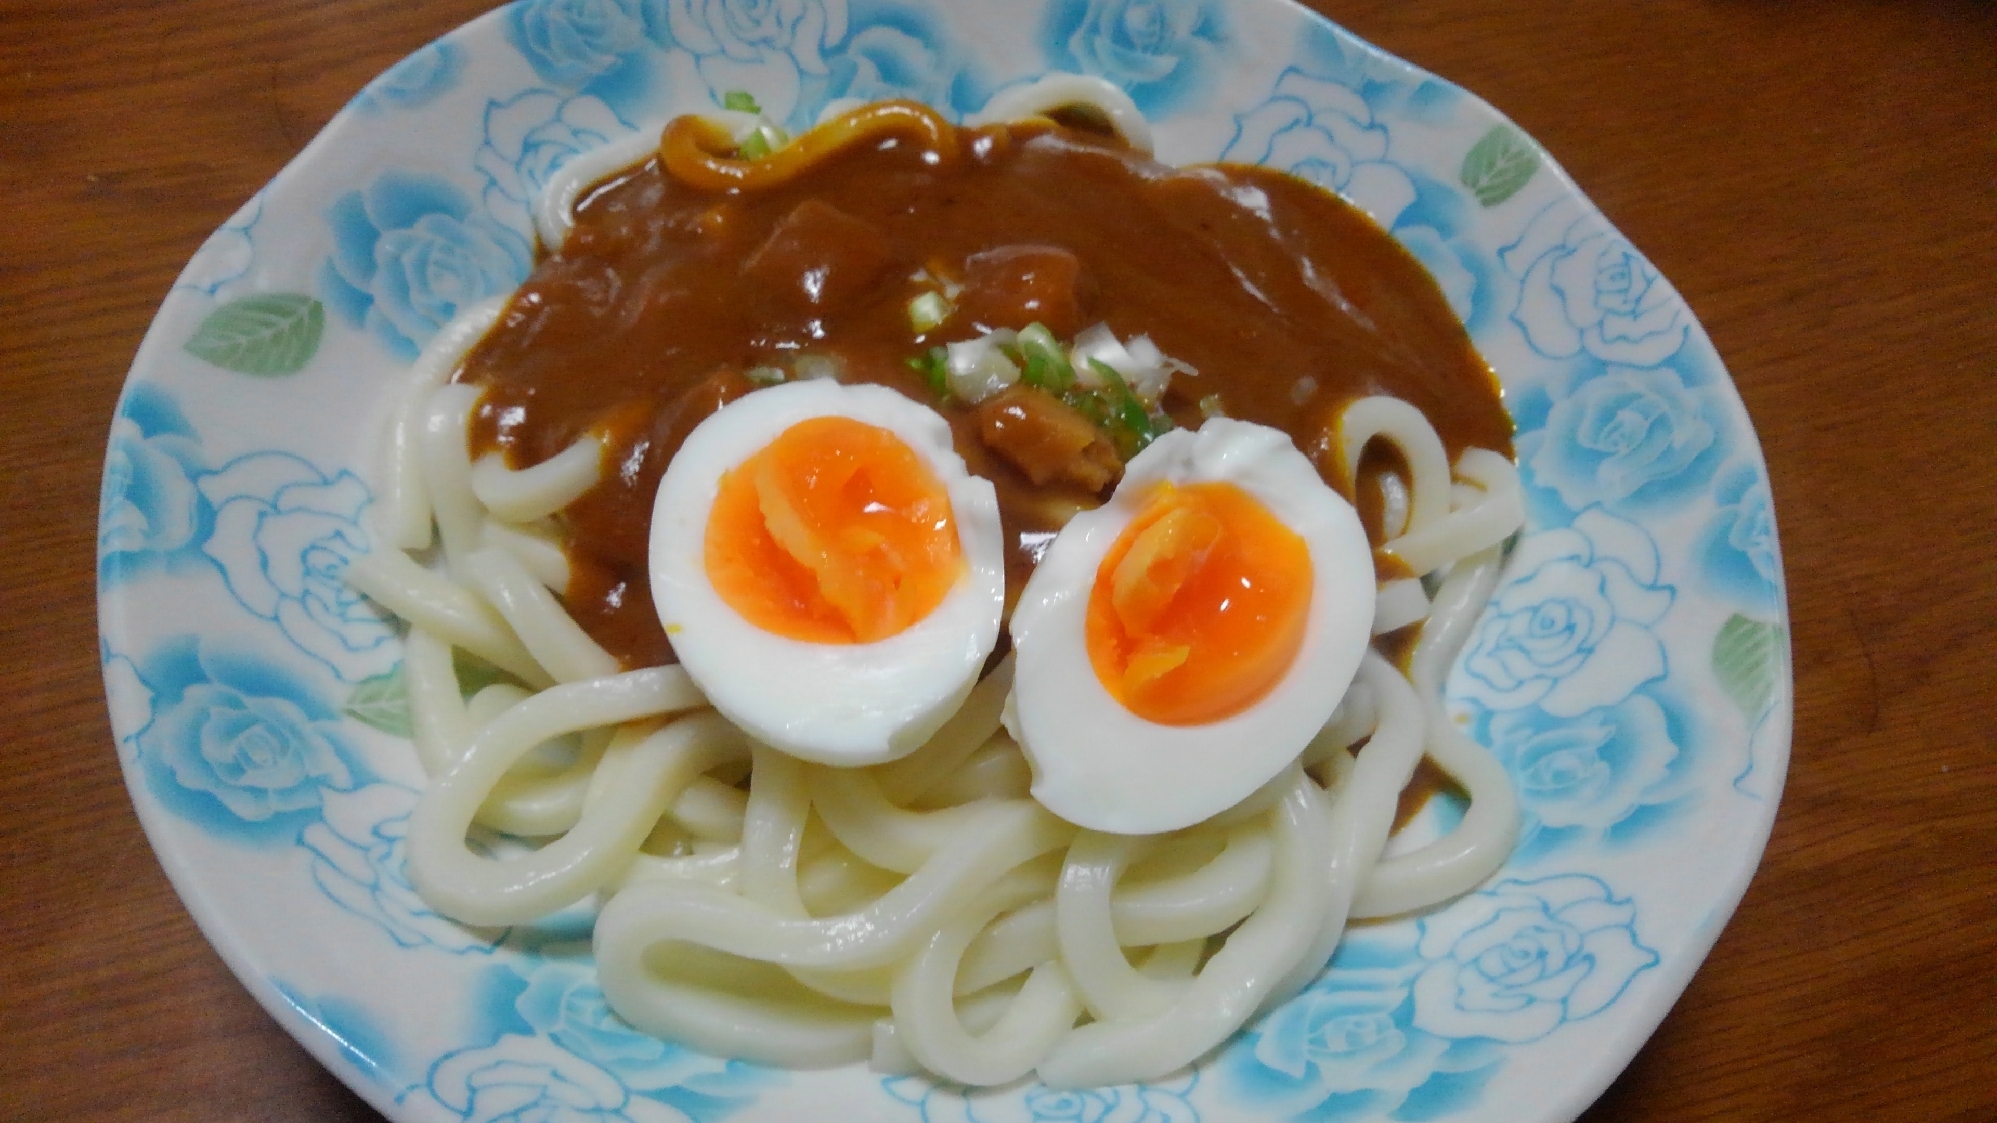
top-left (1085, 482), bottom-right (1313, 726)
top-left (705, 416), bottom-right (963, 644)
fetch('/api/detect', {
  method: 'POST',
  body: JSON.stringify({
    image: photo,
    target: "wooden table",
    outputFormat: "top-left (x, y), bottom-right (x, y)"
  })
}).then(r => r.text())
top-left (4, 1), bottom-right (1993, 1119)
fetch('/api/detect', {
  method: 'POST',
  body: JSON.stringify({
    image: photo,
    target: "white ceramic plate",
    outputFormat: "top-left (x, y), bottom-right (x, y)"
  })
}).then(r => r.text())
top-left (99, 2), bottom-right (1793, 1121)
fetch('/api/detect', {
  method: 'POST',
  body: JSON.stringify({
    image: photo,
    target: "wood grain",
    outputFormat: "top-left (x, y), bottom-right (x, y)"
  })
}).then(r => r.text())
top-left (2, 1), bottom-right (1992, 1120)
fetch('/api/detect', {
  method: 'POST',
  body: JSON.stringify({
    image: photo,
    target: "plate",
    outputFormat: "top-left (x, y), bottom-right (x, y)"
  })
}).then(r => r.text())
top-left (97, 2), bottom-right (1793, 1121)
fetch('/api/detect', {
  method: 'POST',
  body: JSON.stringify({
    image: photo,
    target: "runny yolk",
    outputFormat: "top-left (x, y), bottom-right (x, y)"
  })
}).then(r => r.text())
top-left (1085, 482), bottom-right (1313, 726)
top-left (705, 416), bottom-right (963, 644)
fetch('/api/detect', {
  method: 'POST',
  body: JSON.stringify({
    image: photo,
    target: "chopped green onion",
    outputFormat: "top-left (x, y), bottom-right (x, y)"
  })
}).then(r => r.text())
top-left (737, 126), bottom-right (776, 161)
top-left (1088, 358), bottom-right (1161, 457)
top-left (908, 291), bottom-right (952, 334)
top-left (745, 365), bottom-right (786, 386)
top-left (722, 90), bottom-right (761, 114)
top-left (1016, 323), bottom-right (1074, 390)
top-left (906, 347), bottom-right (951, 400)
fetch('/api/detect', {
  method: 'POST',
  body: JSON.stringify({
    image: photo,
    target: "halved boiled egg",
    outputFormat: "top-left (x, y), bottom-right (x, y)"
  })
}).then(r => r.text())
top-left (1007, 419), bottom-right (1375, 834)
top-left (650, 380), bottom-right (1005, 764)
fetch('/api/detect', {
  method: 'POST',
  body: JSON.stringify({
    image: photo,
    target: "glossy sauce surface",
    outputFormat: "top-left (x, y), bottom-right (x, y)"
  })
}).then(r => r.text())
top-left (457, 120), bottom-right (1511, 669)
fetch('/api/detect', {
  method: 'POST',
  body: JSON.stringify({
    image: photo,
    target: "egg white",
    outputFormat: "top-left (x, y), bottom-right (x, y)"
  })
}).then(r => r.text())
top-left (1006, 419), bottom-right (1376, 835)
top-left (650, 380), bottom-right (1005, 765)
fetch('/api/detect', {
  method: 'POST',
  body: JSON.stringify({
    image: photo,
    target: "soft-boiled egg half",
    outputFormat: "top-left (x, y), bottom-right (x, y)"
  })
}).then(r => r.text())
top-left (1007, 419), bottom-right (1376, 834)
top-left (651, 380), bottom-right (1005, 764)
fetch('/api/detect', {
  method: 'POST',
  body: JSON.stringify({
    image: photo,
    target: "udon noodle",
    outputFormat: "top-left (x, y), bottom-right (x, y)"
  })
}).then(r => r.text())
top-left (346, 79), bottom-right (1524, 1089)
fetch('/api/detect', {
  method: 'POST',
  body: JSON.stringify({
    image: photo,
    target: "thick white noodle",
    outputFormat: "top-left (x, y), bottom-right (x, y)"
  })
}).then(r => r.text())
top-left (461, 546), bottom-right (620, 683)
top-left (375, 296), bottom-right (506, 550)
top-left (966, 74), bottom-right (1153, 155)
top-left (481, 519), bottom-right (571, 591)
top-left (1264, 650), bottom-right (1428, 1008)
top-left (406, 667), bottom-right (713, 925)
top-left (1381, 449), bottom-right (1525, 576)
top-left (420, 384), bottom-right (488, 580)
top-left (1372, 576), bottom-right (1430, 636)
top-left (343, 549), bottom-right (547, 687)
top-left (1034, 770), bottom-right (1333, 1088)
top-left (1056, 832), bottom-right (1190, 1021)
top-left (469, 437), bottom-right (602, 523)
top-left (1354, 544), bottom-right (1521, 918)
top-left (1337, 396), bottom-right (1452, 534)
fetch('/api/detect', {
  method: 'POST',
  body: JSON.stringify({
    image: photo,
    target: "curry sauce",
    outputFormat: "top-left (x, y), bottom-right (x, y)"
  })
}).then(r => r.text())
top-left (456, 119), bottom-right (1511, 670)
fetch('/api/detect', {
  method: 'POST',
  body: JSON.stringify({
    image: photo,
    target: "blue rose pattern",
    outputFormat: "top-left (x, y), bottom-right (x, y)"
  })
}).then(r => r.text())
top-left (655, 0), bottom-right (847, 126)
top-left (1457, 507), bottom-right (1675, 717)
top-left (1481, 693), bottom-right (1691, 859)
top-left (412, 1034), bottom-right (701, 1123)
top-left (1503, 197), bottom-right (1690, 368)
top-left (101, 411), bottom-right (206, 575)
top-left (1410, 876), bottom-right (1659, 1044)
top-left (1518, 364), bottom-right (1726, 513)
top-left (515, 962), bottom-right (767, 1121)
top-left (1041, 0), bottom-right (1226, 117)
top-left (884, 1070), bottom-right (1198, 1122)
top-left (199, 452), bottom-right (397, 681)
top-left (1699, 467), bottom-right (1782, 614)
top-left (1221, 69), bottom-right (1414, 230)
top-left (509, 0), bottom-right (654, 89)
top-left (1222, 878), bottom-right (1655, 1123)
top-left (356, 41), bottom-right (468, 111)
top-left (477, 90), bottom-right (634, 241)
top-left (819, 2), bottom-right (974, 116)
top-left (106, 11), bottom-right (1784, 1123)
top-left (319, 171), bottom-right (531, 360)
top-left (175, 193), bottom-right (262, 296)
top-left (126, 636), bottom-right (366, 844)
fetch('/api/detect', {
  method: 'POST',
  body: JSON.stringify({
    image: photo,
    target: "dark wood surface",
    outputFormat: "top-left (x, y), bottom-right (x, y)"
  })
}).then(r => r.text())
top-left (4, 1), bottom-right (1993, 1120)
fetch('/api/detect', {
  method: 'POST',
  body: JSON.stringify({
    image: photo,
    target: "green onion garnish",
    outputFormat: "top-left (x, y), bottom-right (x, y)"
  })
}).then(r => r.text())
top-left (722, 90), bottom-right (761, 114)
top-left (906, 347), bottom-right (951, 400)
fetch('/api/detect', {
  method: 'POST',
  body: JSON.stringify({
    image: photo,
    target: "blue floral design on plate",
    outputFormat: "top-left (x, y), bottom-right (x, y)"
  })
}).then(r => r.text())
top-left (101, 646), bottom-right (154, 766)
top-left (1221, 875), bottom-right (1657, 1123)
top-left (1040, 0), bottom-right (1227, 118)
top-left (1515, 363), bottom-right (1731, 516)
top-left (883, 1070), bottom-right (1199, 1122)
top-left (1409, 875), bottom-right (1659, 1044)
top-left (1502, 197), bottom-right (1690, 369)
top-left (198, 452), bottom-right (397, 681)
top-left (508, 0), bottom-right (657, 90)
top-left (305, 783), bottom-right (506, 954)
top-left (409, 1033), bottom-right (704, 1123)
top-left (1221, 69), bottom-right (1415, 233)
top-left (280, 982), bottom-right (404, 1085)
top-left (355, 41), bottom-right (468, 112)
top-left (1224, 948), bottom-right (1493, 1122)
top-left (477, 89), bottom-right (634, 238)
top-left (100, 386), bottom-right (210, 583)
top-left (175, 193), bottom-right (263, 296)
top-left (1478, 691), bottom-right (1699, 860)
top-left (128, 635), bottom-right (370, 845)
top-left (654, 0), bottom-right (849, 127)
top-left (1456, 508), bottom-right (1675, 717)
top-left (409, 958), bottom-right (772, 1123)
top-left (1698, 466), bottom-right (1782, 614)
top-left (514, 961), bottom-right (771, 1121)
top-left (319, 171), bottom-right (531, 360)
top-left (817, 0), bottom-right (982, 119)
